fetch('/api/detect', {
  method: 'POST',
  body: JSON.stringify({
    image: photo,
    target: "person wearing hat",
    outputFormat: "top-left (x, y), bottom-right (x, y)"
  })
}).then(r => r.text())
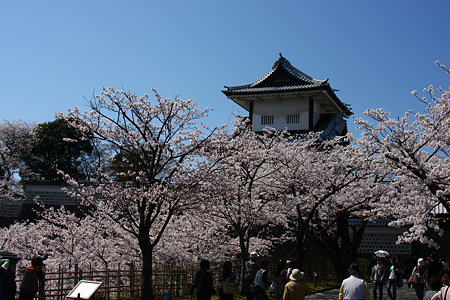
top-left (410, 258), bottom-right (426, 300)
top-left (282, 269), bottom-right (311, 300)
top-left (338, 263), bottom-right (370, 300)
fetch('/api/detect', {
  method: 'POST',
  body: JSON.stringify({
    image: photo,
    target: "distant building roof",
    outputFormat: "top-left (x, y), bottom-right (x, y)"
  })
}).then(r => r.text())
top-left (24, 184), bottom-right (80, 206)
top-left (0, 199), bottom-right (23, 218)
top-left (222, 54), bottom-right (352, 117)
top-left (348, 219), bottom-right (391, 227)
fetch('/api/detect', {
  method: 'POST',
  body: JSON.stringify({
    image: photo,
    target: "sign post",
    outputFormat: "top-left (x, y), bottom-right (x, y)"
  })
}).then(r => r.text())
top-left (66, 280), bottom-right (103, 299)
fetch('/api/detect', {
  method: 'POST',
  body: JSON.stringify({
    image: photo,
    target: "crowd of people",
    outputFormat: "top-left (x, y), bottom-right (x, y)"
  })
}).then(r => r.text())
top-left (365, 254), bottom-right (450, 300)
top-left (190, 253), bottom-right (311, 300)
top-left (405, 255), bottom-right (449, 300)
top-left (190, 253), bottom-right (450, 300)
top-left (2, 252), bottom-right (449, 300)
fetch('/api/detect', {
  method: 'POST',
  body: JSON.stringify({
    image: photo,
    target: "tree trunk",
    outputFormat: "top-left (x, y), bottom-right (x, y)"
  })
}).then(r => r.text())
top-left (331, 251), bottom-right (352, 280)
top-left (140, 237), bottom-right (154, 300)
top-left (295, 231), bottom-right (306, 269)
top-left (239, 233), bottom-right (249, 294)
top-left (313, 214), bottom-right (367, 280)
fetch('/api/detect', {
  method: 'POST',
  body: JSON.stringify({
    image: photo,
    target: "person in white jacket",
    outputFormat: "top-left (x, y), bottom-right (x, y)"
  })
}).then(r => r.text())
top-left (339, 264), bottom-right (370, 300)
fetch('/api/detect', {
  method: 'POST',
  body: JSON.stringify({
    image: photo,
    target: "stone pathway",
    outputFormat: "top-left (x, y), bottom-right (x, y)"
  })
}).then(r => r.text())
top-left (306, 281), bottom-right (417, 300)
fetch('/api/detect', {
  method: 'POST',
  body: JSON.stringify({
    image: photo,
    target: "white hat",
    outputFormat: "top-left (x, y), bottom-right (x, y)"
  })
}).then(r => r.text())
top-left (417, 258), bottom-right (425, 267)
top-left (289, 269), bottom-right (304, 281)
top-left (249, 252), bottom-right (259, 259)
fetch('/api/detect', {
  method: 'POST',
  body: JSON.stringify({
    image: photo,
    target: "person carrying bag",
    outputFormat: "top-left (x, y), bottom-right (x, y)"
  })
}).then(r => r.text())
top-left (408, 258), bottom-right (426, 300)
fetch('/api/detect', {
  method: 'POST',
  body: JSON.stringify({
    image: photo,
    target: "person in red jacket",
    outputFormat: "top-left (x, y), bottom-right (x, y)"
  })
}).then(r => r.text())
top-left (19, 257), bottom-right (46, 300)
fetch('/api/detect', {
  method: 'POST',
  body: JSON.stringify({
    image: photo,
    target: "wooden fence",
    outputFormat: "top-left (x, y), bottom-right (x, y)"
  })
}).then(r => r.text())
top-left (15, 263), bottom-right (199, 300)
top-left (14, 259), bottom-right (344, 300)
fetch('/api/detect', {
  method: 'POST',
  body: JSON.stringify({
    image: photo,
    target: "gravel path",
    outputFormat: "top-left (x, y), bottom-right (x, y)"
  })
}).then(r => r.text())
top-left (306, 280), bottom-right (417, 300)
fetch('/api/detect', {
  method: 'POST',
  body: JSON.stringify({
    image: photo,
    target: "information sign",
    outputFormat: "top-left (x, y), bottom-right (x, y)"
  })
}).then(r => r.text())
top-left (66, 280), bottom-right (103, 299)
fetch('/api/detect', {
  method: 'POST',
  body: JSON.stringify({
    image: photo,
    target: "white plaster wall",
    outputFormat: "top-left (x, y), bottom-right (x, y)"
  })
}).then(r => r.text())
top-left (252, 97), bottom-right (310, 131)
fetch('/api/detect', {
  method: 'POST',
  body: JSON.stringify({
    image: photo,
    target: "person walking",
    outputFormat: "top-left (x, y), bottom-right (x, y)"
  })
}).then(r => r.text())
top-left (410, 258), bottom-right (427, 300)
top-left (218, 261), bottom-right (238, 300)
top-left (371, 258), bottom-right (386, 300)
top-left (278, 260), bottom-right (293, 300)
top-left (253, 260), bottom-right (269, 300)
top-left (282, 269), bottom-right (311, 300)
top-left (338, 263), bottom-right (370, 300)
top-left (191, 259), bottom-right (214, 300)
top-left (245, 252), bottom-right (259, 300)
top-left (387, 257), bottom-right (401, 300)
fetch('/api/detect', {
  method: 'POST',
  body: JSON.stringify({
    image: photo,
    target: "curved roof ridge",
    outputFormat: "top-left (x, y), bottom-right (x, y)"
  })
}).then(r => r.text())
top-left (277, 57), bottom-right (313, 80)
top-left (249, 65), bottom-right (278, 87)
top-left (248, 56), bottom-right (325, 88)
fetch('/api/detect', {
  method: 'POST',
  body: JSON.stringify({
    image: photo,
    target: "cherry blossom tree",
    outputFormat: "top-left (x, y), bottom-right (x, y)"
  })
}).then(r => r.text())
top-left (153, 213), bottom-right (241, 263)
top-left (56, 87), bottom-right (215, 300)
top-left (198, 122), bottom-right (283, 287)
top-left (1, 207), bottom-right (128, 268)
top-left (272, 136), bottom-right (382, 278)
top-left (355, 61), bottom-right (450, 248)
top-left (0, 222), bottom-right (32, 256)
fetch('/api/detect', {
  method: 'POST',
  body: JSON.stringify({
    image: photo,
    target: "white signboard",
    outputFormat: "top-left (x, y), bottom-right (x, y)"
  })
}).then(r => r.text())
top-left (66, 280), bottom-right (103, 299)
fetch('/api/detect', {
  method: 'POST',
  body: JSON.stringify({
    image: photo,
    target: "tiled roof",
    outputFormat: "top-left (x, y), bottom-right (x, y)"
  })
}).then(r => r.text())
top-left (247, 55), bottom-right (325, 87)
top-left (348, 219), bottom-right (391, 227)
top-left (225, 84), bottom-right (325, 94)
top-left (223, 54), bottom-right (326, 94)
top-left (223, 55), bottom-right (353, 116)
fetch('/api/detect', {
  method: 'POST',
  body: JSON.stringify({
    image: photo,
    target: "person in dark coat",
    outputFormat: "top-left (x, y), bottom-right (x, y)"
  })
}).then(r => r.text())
top-left (191, 259), bottom-right (214, 300)
top-left (218, 261), bottom-right (238, 300)
top-left (277, 260), bottom-right (293, 300)
top-left (19, 257), bottom-right (46, 300)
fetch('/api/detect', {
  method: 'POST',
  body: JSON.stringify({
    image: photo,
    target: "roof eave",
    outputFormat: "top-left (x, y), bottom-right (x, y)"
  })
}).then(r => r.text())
top-left (323, 85), bottom-right (353, 117)
top-left (224, 86), bottom-right (352, 117)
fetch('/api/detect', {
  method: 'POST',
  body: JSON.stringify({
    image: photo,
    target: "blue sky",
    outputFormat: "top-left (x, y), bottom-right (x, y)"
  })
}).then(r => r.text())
top-left (1, 1), bottom-right (449, 135)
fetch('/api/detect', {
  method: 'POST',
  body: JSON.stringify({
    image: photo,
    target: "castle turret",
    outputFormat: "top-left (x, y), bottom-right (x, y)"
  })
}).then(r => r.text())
top-left (223, 54), bottom-right (352, 139)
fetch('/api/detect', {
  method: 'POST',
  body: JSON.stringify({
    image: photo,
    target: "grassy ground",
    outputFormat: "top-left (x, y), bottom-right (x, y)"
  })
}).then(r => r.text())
top-left (92, 280), bottom-right (341, 300)
top-left (169, 280), bottom-right (341, 300)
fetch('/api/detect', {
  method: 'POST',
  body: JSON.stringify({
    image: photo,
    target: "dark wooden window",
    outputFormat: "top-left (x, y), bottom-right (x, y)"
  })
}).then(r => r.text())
top-left (287, 114), bottom-right (300, 124)
top-left (261, 115), bottom-right (274, 125)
